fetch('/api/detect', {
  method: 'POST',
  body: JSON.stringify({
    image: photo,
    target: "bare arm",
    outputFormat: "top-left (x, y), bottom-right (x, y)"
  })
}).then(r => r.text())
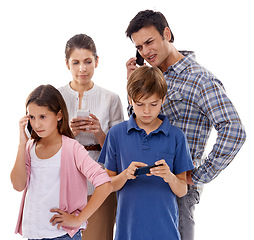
top-left (10, 116), bottom-right (30, 192)
top-left (150, 159), bottom-right (188, 197)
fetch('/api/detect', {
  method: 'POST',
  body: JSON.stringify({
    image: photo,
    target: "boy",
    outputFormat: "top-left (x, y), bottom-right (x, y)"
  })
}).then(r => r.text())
top-left (99, 66), bottom-right (194, 240)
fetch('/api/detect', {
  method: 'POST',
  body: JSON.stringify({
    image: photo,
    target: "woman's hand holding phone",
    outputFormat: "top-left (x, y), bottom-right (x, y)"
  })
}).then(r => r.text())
top-left (70, 116), bottom-right (91, 136)
top-left (70, 112), bottom-right (105, 142)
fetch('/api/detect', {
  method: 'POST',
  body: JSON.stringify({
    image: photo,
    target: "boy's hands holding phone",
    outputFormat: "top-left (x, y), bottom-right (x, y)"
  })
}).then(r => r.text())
top-left (149, 159), bottom-right (173, 183)
top-left (126, 161), bottom-right (167, 180)
top-left (125, 162), bottom-right (148, 180)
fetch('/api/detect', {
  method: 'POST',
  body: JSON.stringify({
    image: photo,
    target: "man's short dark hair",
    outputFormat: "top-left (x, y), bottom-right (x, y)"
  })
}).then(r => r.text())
top-left (126, 10), bottom-right (174, 43)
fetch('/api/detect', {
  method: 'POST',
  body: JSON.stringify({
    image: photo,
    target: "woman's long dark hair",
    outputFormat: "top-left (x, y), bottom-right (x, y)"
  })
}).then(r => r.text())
top-left (26, 84), bottom-right (74, 141)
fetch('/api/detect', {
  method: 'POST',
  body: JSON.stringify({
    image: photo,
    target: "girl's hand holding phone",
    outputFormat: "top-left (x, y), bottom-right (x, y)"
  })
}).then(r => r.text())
top-left (19, 115), bottom-right (30, 144)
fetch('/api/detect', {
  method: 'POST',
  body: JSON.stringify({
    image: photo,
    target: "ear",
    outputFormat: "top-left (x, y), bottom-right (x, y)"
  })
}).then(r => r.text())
top-left (65, 59), bottom-right (70, 70)
top-left (95, 56), bottom-right (99, 68)
top-left (163, 27), bottom-right (171, 42)
top-left (57, 110), bottom-right (63, 121)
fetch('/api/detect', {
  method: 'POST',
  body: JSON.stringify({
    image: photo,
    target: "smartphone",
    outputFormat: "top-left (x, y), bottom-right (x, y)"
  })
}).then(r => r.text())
top-left (136, 50), bottom-right (144, 66)
top-left (25, 120), bottom-right (32, 138)
top-left (77, 109), bottom-right (90, 118)
top-left (134, 163), bottom-right (163, 176)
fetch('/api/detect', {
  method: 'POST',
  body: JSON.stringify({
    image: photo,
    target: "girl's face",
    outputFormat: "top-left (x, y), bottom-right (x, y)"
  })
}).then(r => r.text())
top-left (66, 48), bottom-right (98, 87)
top-left (27, 102), bottom-right (62, 139)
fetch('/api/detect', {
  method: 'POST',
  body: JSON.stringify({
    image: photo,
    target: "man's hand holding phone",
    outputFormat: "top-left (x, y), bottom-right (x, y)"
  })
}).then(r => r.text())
top-left (126, 51), bottom-right (145, 80)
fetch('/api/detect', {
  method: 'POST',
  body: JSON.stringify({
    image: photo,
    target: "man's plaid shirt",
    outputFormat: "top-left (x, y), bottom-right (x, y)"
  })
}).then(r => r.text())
top-left (162, 51), bottom-right (246, 192)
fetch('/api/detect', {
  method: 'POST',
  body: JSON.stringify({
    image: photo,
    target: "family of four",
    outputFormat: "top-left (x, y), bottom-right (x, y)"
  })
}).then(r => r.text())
top-left (11, 10), bottom-right (246, 240)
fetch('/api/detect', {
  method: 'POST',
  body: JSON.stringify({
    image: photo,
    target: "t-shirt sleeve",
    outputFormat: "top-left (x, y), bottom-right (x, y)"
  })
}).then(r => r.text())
top-left (173, 132), bottom-right (194, 175)
top-left (98, 129), bottom-right (118, 173)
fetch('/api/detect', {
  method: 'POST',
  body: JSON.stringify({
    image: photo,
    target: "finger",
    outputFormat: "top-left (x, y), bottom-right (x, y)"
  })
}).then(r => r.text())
top-left (50, 208), bottom-right (65, 214)
top-left (88, 113), bottom-right (98, 120)
top-left (134, 162), bottom-right (148, 168)
top-left (56, 221), bottom-right (65, 229)
top-left (70, 117), bottom-right (83, 123)
top-left (50, 214), bottom-right (62, 225)
top-left (155, 159), bottom-right (166, 165)
top-left (126, 57), bottom-right (137, 67)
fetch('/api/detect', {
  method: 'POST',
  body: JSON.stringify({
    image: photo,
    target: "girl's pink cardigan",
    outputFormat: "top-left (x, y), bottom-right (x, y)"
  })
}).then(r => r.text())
top-left (15, 135), bottom-right (111, 238)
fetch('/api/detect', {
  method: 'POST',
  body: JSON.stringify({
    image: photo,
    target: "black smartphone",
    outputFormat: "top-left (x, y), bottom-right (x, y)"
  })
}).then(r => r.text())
top-left (27, 120), bottom-right (32, 134)
top-left (25, 120), bottom-right (32, 138)
top-left (136, 50), bottom-right (144, 66)
top-left (134, 163), bottom-right (163, 176)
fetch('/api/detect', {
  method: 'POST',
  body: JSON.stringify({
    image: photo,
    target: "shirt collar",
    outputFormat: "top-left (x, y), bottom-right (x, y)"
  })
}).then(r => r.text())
top-left (165, 50), bottom-right (196, 75)
top-left (66, 82), bottom-right (98, 96)
top-left (127, 113), bottom-right (171, 136)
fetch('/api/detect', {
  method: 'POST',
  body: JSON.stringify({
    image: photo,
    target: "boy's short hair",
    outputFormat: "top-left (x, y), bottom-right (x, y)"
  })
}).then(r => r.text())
top-left (126, 10), bottom-right (174, 43)
top-left (127, 66), bottom-right (167, 102)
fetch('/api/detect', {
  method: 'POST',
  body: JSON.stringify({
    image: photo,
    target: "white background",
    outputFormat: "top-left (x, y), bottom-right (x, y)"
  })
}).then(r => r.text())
top-left (0, 0), bottom-right (253, 239)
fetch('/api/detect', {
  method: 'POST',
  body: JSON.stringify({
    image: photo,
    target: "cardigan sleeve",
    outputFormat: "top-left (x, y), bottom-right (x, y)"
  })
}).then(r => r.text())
top-left (73, 141), bottom-right (111, 188)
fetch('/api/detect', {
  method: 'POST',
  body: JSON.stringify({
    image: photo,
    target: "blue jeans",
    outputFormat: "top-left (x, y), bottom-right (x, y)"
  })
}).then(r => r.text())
top-left (177, 189), bottom-right (200, 240)
top-left (28, 230), bottom-right (81, 240)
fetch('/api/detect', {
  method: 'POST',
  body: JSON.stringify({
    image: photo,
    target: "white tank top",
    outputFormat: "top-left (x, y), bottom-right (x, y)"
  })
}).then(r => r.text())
top-left (22, 143), bottom-right (66, 239)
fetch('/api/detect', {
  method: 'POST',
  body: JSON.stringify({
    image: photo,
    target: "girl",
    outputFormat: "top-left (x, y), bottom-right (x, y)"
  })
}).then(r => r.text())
top-left (58, 34), bottom-right (124, 240)
top-left (11, 84), bottom-right (113, 240)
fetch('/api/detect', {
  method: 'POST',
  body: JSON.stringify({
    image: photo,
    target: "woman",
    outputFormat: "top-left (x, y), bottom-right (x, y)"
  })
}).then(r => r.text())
top-left (59, 34), bottom-right (124, 240)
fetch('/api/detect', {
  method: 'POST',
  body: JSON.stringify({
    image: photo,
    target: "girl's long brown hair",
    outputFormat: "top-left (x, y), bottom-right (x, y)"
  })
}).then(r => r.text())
top-left (26, 84), bottom-right (74, 141)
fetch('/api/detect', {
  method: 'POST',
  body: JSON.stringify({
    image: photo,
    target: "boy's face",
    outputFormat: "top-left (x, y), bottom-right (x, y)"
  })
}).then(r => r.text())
top-left (130, 94), bottom-right (165, 128)
top-left (131, 26), bottom-right (171, 72)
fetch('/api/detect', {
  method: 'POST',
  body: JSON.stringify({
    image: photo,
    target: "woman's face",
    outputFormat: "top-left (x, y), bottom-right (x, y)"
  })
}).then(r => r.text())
top-left (66, 48), bottom-right (98, 87)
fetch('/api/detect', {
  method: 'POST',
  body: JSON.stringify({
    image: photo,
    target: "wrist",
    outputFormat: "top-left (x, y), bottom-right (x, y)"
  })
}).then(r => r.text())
top-left (76, 213), bottom-right (86, 226)
top-left (165, 171), bottom-right (175, 184)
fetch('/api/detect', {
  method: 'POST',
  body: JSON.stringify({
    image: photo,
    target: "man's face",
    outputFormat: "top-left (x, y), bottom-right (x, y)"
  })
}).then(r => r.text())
top-left (132, 26), bottom-right (171, 71)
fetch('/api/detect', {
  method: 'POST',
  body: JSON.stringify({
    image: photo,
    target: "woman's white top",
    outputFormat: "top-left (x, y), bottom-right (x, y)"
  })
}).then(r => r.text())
top-left (59, 83), bottom-right (124, 195)
top-left (22, 144), bottom-right (66, 239)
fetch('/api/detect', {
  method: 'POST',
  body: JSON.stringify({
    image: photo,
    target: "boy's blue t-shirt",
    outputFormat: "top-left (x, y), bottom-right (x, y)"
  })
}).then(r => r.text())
top-left (99, 114), bottom-right (194, 240)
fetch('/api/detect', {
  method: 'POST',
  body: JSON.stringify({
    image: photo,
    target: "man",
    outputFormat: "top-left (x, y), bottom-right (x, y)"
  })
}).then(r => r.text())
top-left (125, 10), bottom-right (246, 240)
